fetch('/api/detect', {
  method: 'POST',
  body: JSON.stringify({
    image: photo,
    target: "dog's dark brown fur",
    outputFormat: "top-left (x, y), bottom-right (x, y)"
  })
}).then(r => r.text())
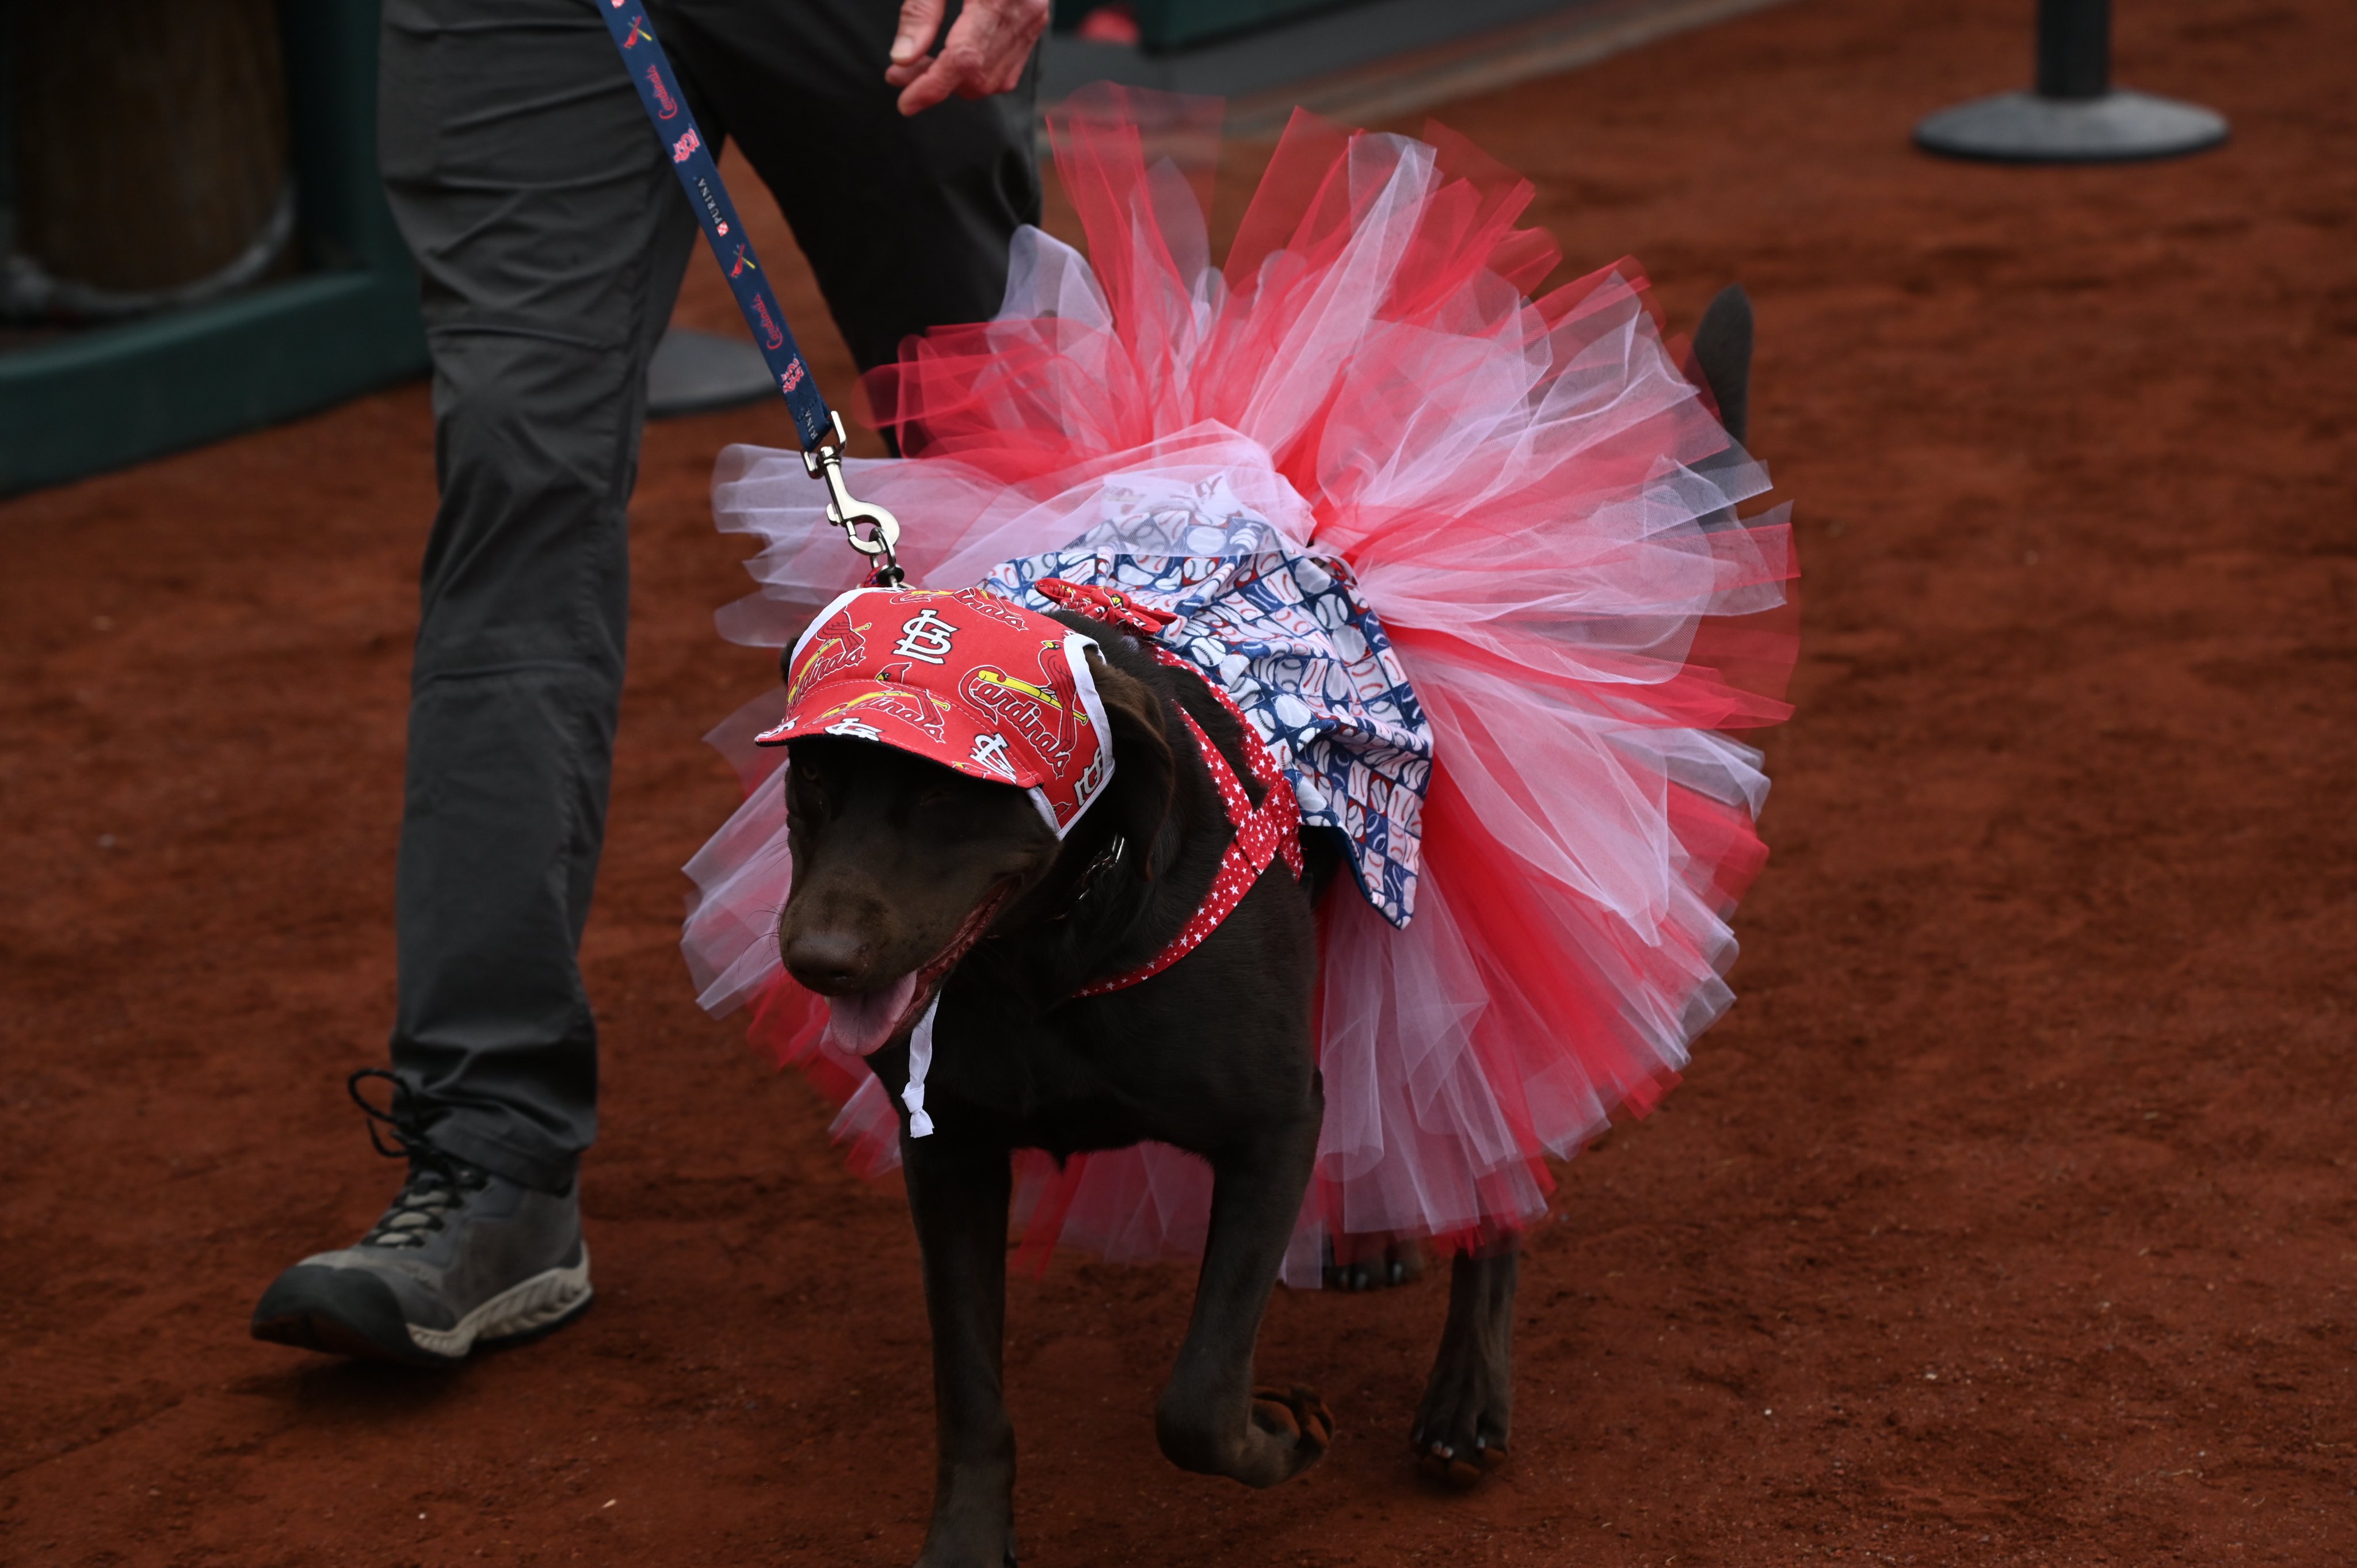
top-left (777, 291), bottom-right (1753, 1567)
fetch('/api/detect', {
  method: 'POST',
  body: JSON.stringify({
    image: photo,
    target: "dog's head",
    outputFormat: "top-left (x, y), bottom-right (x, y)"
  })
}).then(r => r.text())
top-left (774, 611), bottom-right (1175, 1052)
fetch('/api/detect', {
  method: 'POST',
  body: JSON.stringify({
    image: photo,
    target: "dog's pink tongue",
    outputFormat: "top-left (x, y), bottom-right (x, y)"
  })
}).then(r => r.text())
top-left (823, 972), bottom-right (918, 1056)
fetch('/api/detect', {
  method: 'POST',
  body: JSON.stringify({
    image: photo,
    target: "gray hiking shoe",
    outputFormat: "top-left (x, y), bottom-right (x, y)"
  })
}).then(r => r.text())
top-left (250, 1070), bottom-right (593, 1368)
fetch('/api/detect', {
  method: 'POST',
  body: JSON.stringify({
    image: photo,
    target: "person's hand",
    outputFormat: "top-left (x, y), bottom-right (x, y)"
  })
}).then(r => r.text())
top-left (887, 0), bottom-right (1048, 116)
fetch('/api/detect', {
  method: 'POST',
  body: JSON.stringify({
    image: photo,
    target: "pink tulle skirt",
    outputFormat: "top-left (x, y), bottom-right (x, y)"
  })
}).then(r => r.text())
top-left (680, 88), bottom-right (1797, 1286)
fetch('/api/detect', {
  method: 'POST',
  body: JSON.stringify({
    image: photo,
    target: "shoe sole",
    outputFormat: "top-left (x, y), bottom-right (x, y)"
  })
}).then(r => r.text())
top-left (251, 1245), bottom-right (593, 1368)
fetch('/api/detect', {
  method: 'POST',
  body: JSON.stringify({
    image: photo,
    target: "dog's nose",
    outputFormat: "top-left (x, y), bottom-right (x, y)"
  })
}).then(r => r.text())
top-left (783, 927), bottom-right (871, 995)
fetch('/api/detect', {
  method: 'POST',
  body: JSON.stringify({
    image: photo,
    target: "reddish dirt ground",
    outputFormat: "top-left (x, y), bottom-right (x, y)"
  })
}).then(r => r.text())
top-left (5, 0), bottom-right (2353, 1563)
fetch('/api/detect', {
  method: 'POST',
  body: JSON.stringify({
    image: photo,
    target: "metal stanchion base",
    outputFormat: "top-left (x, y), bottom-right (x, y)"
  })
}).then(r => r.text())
top-left (647, 326), bottom-right (777, 418)
top-left (1914, 89), bottom-right (2227, 163)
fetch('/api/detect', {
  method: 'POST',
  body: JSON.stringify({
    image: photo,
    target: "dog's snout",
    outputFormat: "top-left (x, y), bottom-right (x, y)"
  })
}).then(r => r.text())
top-left (783, 926), bottom-right (872, 995)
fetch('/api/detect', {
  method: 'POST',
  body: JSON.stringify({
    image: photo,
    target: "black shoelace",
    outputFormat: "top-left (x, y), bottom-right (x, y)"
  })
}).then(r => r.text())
top-left (347, 1068), bottom-right (490, 1249)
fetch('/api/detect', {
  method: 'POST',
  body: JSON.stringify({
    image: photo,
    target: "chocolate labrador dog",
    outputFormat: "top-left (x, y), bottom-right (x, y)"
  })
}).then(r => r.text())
top-left (775, 289), bottom-right (1755, 1568)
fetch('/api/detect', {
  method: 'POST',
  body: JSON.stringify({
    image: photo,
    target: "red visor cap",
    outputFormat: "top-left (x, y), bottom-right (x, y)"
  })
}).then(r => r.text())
top-left (756, 586), bottom-right (1115, 838)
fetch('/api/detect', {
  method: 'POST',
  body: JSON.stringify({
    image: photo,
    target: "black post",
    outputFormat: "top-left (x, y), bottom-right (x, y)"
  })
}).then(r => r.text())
top-left (2036, 0), bottom-right (2110, 101)
top-left (1914, 0), bottom-right (2225, 163)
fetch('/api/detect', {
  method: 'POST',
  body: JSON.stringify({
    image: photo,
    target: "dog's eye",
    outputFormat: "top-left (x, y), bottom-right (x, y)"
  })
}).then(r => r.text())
top-left (914, 782), bottom-right (986, 819)
top-left (789, 760), bottom-right (829, 811)
top-left (905, 785), bottom-right (986, 831)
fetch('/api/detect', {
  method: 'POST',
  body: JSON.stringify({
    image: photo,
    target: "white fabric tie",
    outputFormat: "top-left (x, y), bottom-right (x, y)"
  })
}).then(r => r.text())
top-left (903, 994), bottom-right (941, 1138)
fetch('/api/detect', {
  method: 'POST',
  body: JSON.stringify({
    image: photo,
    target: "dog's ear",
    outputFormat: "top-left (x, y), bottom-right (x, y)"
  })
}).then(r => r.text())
top-left (1086, 648), bottom-right (1175, 880)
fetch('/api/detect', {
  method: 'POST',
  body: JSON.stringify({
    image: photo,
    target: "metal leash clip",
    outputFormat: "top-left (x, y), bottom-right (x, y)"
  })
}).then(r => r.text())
top-left (802, 410), bottom-right (904, 586)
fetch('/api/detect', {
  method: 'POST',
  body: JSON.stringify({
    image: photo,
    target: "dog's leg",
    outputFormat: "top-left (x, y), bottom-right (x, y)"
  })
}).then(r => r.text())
top-left (903, 1129), bottom-right (1019, 1568)
top-left (1410, 1235), bottom-right (1519, 1487)
top-left (1155, 1103), bottom-right (1332, 1488)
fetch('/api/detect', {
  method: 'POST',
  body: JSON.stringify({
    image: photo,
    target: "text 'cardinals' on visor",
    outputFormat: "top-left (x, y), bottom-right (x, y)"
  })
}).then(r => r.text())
top-left (757, 588), bottom-right (1115, 837)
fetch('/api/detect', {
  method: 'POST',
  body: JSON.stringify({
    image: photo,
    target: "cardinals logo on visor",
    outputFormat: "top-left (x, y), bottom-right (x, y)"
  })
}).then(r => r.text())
top-left (757, 587), bottom-right (1115, 837)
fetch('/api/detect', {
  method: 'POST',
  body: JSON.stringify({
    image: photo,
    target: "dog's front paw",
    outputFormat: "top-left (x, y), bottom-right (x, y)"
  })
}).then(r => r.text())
top-left (1159, 1382), bottom-right (1333, 1487)
top-left (1252, 1384), bottom-right (1334, 1455)
top-left (1238, 1384), bottom-right (1333, 1486)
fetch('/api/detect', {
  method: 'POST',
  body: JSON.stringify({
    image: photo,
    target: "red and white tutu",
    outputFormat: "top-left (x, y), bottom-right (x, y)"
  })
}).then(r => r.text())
top-left (681, 89), bottom-right (1797, 1285)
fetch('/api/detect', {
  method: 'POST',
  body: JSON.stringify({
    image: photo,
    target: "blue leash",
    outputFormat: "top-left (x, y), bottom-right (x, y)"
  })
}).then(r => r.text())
top-left (600, 0), bottom-right (902, 579)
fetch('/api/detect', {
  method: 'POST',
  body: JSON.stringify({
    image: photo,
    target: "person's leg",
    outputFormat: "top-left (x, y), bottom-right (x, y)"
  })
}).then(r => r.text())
top-left (659, 0), bottom-right (1042, 373)
top-left (254, 0), bottom-right (700, 1364)
top-left (384, 0), bottom-right (702, 1190)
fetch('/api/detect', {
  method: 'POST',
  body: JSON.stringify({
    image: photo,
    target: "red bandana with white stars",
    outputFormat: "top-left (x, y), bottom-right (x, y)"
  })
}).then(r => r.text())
top-left (1070, 640), bottom-right (1307, 998)
top-left (756, 586), bottom-right (1113, 837)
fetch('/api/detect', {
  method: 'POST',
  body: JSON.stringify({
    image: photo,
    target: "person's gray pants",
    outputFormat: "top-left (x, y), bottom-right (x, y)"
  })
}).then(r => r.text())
top-left (378, 0), bottom-right (1040, 1191)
